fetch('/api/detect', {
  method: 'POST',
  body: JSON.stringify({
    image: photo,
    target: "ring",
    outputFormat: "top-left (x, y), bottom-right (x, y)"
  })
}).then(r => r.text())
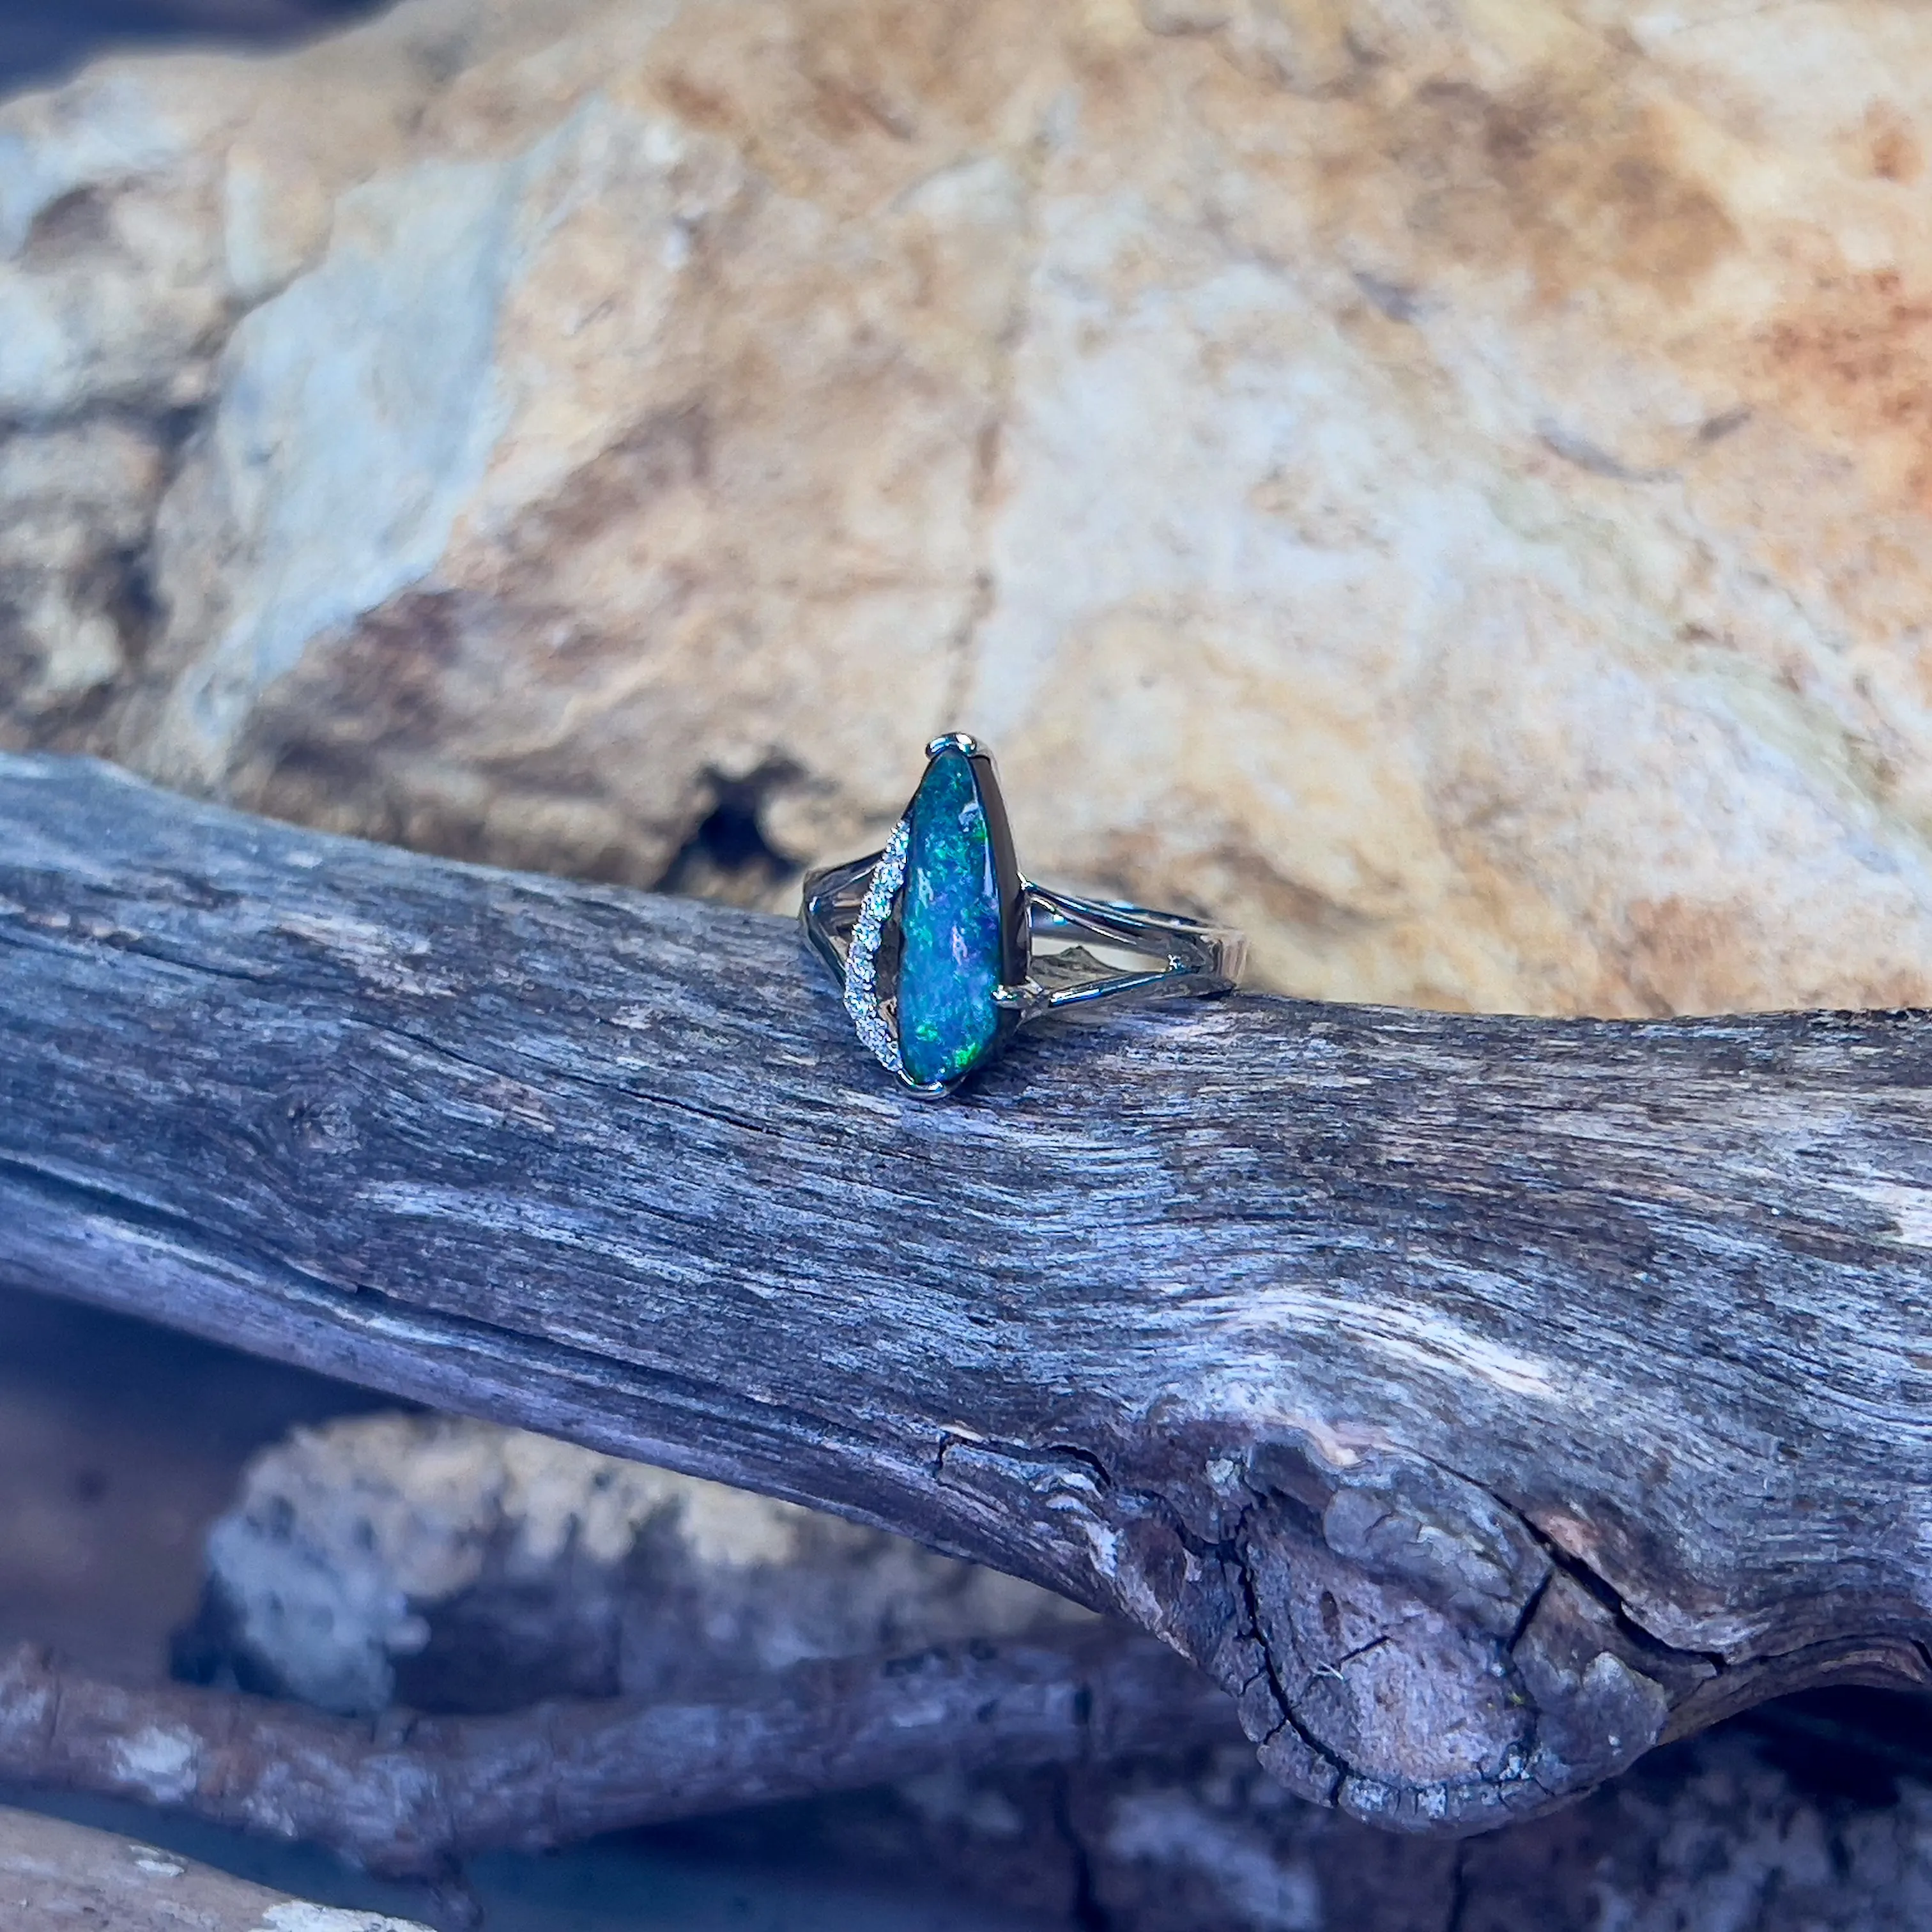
top-left (801, 734), bottom-right (1247, 1096)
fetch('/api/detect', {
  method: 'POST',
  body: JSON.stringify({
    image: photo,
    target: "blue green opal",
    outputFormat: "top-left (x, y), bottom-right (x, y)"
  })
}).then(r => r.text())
top-left (897, 747), bottom-right (1004, 1086)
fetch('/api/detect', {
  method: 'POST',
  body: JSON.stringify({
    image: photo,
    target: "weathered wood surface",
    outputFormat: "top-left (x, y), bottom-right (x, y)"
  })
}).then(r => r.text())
top-left (4, 751), bottom-right (1932, 1836)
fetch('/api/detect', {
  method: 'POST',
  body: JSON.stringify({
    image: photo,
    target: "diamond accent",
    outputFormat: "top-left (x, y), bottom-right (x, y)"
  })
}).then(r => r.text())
top-left (843, 816), bottom-right (910, 1075)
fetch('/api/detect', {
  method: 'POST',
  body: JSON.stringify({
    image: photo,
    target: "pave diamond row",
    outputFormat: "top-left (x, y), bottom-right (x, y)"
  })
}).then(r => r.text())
top-left (843, 816), bottom-right (910, 1075)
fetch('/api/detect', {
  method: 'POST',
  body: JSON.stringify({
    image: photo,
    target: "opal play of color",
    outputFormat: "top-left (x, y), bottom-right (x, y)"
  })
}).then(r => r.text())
top-left (897, 747), bottom-right (1004, 1086)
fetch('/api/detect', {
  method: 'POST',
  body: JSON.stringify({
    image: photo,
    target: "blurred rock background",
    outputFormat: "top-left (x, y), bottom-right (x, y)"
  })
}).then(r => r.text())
top-left (9, 0), bottom-right (1932, 1013)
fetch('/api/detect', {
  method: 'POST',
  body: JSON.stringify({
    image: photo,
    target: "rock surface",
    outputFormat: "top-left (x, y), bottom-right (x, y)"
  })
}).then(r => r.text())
top-left (0, 1802), bottom-right (429, 1932)
top-left (180, 1411), bottom-right (1094, 1715)
top-left (6, 0), bottom-right (1932, 1011)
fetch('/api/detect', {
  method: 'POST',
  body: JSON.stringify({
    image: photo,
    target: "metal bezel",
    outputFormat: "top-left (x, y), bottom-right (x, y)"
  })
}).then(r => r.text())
top-left (902, 734), bottom-right (1030, 1095)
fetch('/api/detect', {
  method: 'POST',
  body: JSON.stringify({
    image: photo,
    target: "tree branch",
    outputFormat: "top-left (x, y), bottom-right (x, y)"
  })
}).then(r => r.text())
top-left (0, 1632), bottom-right (1228, 1877)
top-left (4, 749), bottom-right (1932, 1834)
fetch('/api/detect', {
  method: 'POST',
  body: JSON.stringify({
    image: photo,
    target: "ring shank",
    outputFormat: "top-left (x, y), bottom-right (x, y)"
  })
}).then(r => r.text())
top-left (801, 855), bottom-right (1246, 1022)
top-left (1022, 884), bottom-right (1246, 1012)
top-left (799, 854), bottom-right (878, 985)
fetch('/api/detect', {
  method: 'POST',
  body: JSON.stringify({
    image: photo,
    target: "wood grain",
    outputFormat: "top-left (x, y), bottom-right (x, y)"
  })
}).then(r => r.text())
top-left (4, 750), bottom-right (1932, 1836)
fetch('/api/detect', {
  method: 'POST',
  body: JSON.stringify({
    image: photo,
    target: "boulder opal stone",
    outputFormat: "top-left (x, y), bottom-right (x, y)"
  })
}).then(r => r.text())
top-left (897, 749), bottom-right (1004, 1087)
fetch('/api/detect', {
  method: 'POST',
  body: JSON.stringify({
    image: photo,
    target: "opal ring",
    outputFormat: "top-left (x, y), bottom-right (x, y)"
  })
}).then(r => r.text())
top-left (801, 734), bottom-right (1247, 1096)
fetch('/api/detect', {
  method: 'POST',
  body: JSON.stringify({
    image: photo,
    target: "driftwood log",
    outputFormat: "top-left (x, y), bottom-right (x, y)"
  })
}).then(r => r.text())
top-left (4, 749), bottom-right (1932, 1836)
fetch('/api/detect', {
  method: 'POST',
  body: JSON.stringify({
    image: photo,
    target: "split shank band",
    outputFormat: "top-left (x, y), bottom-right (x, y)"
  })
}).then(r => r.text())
top-left (801, 734), bottom-right (1247, 1096)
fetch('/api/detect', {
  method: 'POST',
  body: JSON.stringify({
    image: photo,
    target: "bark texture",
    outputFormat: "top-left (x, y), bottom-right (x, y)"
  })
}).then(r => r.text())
top-left (6, 751), bottom-right (1932, 1834)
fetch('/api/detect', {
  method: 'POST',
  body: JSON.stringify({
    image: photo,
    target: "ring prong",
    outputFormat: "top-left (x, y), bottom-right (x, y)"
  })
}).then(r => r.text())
top-left (993, 978), bottom-right (1052, 1020)
top-left (925, 732), bottom-right (979, 758)
top-left (897, 1073), bottom-right (956, 1100)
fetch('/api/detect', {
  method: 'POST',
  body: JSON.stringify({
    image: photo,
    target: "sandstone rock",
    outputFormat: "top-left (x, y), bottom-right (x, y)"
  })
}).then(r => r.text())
top-left (6, 0), bottom-right (1932, 1012)
top-left (0, 1803), bottom-right (430, 1932)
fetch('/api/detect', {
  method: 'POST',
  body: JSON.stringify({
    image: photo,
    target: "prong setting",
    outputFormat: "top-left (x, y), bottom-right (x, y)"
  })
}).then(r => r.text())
top-left (896, 1073), bottom-right (956, 1099)
top-left (992, 979), bottom-right (1053, 1020)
